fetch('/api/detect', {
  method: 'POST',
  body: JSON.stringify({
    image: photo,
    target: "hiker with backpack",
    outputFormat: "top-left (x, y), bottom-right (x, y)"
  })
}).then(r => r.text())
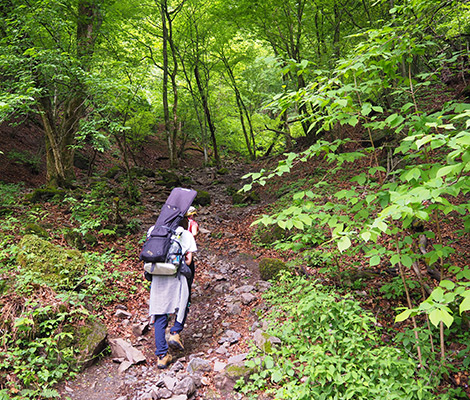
top-left (139, 188), bottom-right (198, 369)
top-left (146, 215), bottom-right (197, 369)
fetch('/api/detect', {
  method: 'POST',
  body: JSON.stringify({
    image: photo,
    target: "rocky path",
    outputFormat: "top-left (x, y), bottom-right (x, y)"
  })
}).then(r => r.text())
top-left (57, 165), bottom-right (275, 400)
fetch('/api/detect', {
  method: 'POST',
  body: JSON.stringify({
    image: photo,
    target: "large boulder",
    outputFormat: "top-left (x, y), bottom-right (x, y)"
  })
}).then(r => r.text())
top-left (71, 319), bottom-right (108, 370)
top-left (17, 234), bottom-right (86, 289)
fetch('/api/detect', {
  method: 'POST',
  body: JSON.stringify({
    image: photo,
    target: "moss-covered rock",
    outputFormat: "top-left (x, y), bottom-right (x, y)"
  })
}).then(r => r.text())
top-left (64, 229), bottom-right (86, 250)
top-left (17, 234), bottom-right (86, 289)
top-left (259, 257), bottom-right (289, 281)
top-left (156, 170), bottom-right (181, 187)
top-left (217, 167), bottom-right (229, 175)
top-left (104, 166), bottom-right (121, 179)
top-left (194, 190), bottom-right (211, 206)
top-left (25, 188), bottom-right (66, 203)
top-left (74, 319), bottom-right (107, 370)
top-left (232, 190), bottom-right (260, 206)
top-left (130, 166), bottom-right (155, 178)
top-left (23, 223), bottom-right (49, 238)
top-left (55, 317), bottom-right (107, 370)
top-left (225, 363), bottom-right (253, 380)
top-left (84, 232), bottom-right (98, 247)
top-left (255, 224), bottom-right (286, 246)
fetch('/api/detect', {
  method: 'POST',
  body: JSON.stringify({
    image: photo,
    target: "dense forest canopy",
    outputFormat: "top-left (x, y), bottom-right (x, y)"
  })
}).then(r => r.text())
top-left (1, 0), bottom-right (470, 398)
top-left (2, 0), bottom-right (466, 186)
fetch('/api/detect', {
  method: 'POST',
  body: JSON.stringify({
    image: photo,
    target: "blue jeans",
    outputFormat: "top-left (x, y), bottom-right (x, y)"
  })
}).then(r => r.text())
top-left (153, 261), bottom-right (194, 357)
top-left (153, 311), bottom-right (188, 356)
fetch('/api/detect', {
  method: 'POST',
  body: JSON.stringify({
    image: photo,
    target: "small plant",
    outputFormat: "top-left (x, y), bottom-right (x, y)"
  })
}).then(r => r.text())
top-left (0, 182), bottom-right (23, 208)
top-left (0, 299), bottom-right (87, 399)
top-left (380, 276), bottom-right (420, 300)
top-left (7, 150), bottom-right (41, 173)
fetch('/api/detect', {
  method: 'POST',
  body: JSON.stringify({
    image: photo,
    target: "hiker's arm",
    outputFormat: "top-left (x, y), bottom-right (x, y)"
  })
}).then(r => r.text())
top-left (185, 252), bottom-right (192, 265)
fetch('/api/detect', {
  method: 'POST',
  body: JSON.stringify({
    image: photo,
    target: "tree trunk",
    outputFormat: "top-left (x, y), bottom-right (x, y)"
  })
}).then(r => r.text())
top-left (41, 0), bottom-right (100, 187)
top-left (160, 0), bottom-right (175, 167)
top-left (194, 63), bottom-right (220, 167)
top-left (221, 56), bottom-right (255, 159)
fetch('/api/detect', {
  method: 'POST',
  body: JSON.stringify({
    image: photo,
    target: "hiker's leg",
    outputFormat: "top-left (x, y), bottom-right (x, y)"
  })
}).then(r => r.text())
top-left (170, 309), bottom-right (188, 334)
top-left (154, 314), bottom-right (169, 356)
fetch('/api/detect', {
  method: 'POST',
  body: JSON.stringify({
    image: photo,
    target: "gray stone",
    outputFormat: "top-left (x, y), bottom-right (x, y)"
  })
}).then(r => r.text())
top-left (173, 376), bottom-right (196, 396)
top-left (241, 292), bottom-right (256, 305)
top-left (218, 330), bottom-right (241, 345)
top-left (109, 338), bottom-right (146, 364)
top-left (156, 387), bottom-right (173, 399)
top-left (215, 345), bottom-right (228, 355)
top-left (115, 309), bottom-right (133, 320)
top-left (163, 375), bottom-right (177, 391)
top-left (214, 361), bottom-right (226, 372)
top-left (213, 373), bottom-right (228, 390)
top-left (213, 282), bottom-right (230, 293)
top-left (227, 353), bottom-right (247, 365)
top-left (187, 357), bottom-right (212, 374)
top-left (132, 322), bottom-right (149, 337)
top-left (227, 303), bottom-right (242, 315)
top-left (170, 360), bottom-right (185, 372)
top-left (118, 360), bottom-right (133, 374)
top-left (234, 285), bottom-right (255, 294)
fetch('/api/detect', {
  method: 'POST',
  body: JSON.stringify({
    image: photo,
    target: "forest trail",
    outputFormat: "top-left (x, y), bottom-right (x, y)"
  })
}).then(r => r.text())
top-left (56, 163), bottom-right (273, 400)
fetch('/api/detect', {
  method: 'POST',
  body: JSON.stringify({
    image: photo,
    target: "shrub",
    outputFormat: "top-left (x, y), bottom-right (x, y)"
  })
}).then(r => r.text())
top-left (237, 273), bottom-right (437, 399)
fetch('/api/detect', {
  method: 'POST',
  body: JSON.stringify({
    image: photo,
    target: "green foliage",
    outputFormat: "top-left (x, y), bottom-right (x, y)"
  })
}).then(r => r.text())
top-left (6, 150), bottom-right (41, 174)
top-left (64, 183), bottom-right (117, 235)
top-left (380, 277), bottom-right (420, 300)
top-left (237, 273), bottom-right (436, 399)
top-left (0, 182), bottom-right (23, 208)
top-left (0, 300), bottom-right (88, 399)
top-left (242, 1), bottom-right (470, 379)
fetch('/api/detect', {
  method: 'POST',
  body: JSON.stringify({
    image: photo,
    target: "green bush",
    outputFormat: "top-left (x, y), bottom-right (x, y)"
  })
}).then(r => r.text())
top-left (237, 273), bottom-right (438, 399)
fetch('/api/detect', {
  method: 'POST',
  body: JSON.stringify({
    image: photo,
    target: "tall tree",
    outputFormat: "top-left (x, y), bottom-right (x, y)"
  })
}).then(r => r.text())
top-left (2, 0), bottom-right (102, 186)
top-left (1, 0), bottom-right (104, 187)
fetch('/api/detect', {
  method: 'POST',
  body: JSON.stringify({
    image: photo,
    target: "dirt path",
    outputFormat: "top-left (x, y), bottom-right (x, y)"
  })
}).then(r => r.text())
top-left (56, 165), bottom-right (271, 400)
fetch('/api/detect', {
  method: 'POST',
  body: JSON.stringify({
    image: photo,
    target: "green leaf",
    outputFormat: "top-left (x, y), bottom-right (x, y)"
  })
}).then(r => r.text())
top-left (293, 219), bottom-right (304, 230)
top-left (395, 309), bottom-right (412, 322)
top-left (440, 280), bottom-right (455, 290)
top-left (370, 255), bottom-right (380, 266)
top-left (264, 356), bottom-right (274, 369)
top-left (361, 103), bottom-right (372, 116)
top-left (390, 253), bottom-right (400, 266)
top-left (361, 231), bottom-right (371, 242)
top-left (460, 296), bottom-right (470, 314)
top-left (242, 183), bottom-right (252, 192)
top-left (271, 370), bottom-right (283, 383)
top-left (337, 236), bottom-right (351, 252)
top-left (429, 308), bottom-right (454, 328)
top-left (400, 254), bottom-right (413, 268)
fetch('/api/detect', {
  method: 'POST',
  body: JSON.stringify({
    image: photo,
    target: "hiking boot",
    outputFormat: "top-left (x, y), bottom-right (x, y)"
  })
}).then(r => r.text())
top-left (157, 353), bottom-right (172, 369)
top-left (168, 333), bottom-right (184, 351)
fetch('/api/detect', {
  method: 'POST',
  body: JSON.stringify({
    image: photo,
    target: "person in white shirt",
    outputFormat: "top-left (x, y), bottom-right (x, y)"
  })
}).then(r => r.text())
top-left (147, 216), bottom-right (197, 369)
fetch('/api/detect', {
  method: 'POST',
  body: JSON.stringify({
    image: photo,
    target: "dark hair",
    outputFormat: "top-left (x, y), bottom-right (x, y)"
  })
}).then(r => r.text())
top-left (179, 216), bottom-right (189, 230)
